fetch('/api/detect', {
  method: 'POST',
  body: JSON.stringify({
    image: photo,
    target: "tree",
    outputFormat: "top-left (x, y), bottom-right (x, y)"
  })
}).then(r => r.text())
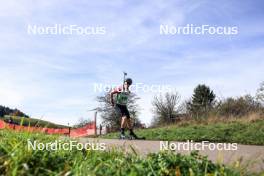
top-left (73, 117), bottom-right (93, 128)
top-left (188, 84), bottom-right (216, 118)
top-left (96, 91), bottom-right (141, 131)
top-left (151, 92), bottom-right (181, 126)
top-left (256, 81), bottom-right (264, 104)
top-left (0, 105), bottom-right (29, 118)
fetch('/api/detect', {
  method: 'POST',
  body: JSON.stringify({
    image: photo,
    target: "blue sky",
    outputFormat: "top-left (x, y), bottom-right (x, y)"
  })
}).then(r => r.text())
top-left (0, 0), bottom-right (264, 126)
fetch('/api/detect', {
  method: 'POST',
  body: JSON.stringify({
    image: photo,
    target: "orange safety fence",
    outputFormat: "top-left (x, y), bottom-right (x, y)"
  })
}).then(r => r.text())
top-left (70, 122), bottom-right (96, 137)
top-left (0, 120), bottom-right (4, 129)
top-left (0, 120), bottom-right (96, 137)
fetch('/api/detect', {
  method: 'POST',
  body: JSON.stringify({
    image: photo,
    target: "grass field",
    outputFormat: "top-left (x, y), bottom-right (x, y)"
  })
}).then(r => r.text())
top-left (0, 129), bottom-right (254, 176)
top-left (0, 115), bottom-right (68, 128)
top-left (103, 120), bottom-right (264, 145)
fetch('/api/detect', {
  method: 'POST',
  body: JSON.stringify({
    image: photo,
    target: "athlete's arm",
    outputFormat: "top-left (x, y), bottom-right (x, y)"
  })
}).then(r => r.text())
top-left (110, 86), bottom-right (122, 106)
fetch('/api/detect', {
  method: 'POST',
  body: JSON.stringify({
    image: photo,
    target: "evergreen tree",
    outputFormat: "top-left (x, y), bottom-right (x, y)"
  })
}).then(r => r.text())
top-left (188, 84), bottom-right (216, 118)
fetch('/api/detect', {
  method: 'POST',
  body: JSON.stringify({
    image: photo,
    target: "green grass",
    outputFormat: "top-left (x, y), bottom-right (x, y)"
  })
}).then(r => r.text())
top-left (1, 115), bottom-right (68, 128)
top-left (0, 129), bottom-right (250, 176)
top-left (103, 120), bottom-right (264, 145)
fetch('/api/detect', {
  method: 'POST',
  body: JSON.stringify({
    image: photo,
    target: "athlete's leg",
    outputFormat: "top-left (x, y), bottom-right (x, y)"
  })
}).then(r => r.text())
top-left (115, 104), bottom-right (126, 137)
top-left (125, 117), bottom-right (137, 138)
top-left (121, 116), bottom-right (127, 129)
top-left (121, 116), bottom-right (134, 134)
top-left (120, 115), bottom-right (128, 139)
top-left (118, 105), bottom-right (139, 139)
top-left (126, 117), bottom-right (132, 129)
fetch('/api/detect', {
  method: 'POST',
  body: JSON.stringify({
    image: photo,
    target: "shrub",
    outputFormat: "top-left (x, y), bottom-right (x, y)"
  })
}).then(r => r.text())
top-left (216, 95), bottom-right (263, 117)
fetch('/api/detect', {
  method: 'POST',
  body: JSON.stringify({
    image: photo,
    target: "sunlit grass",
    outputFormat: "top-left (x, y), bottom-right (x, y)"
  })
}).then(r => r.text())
top-left (104, 120), bottom-right (264, 145)
top-left (0, 129), bottom-right (255, 175)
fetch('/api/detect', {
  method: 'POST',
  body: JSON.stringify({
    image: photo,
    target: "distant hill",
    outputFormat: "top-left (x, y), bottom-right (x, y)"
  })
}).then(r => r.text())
top-left (0, 105), bottom-right (29, 118)
top-left (1, 115), bottom-right (68, 128)
top-left (0, 105), bottom-right (68, 128)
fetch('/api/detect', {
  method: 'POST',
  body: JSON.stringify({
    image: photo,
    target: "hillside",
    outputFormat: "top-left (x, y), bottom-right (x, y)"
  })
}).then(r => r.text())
top-left (0, 105), bottom-right (68, 128)
top-left (0, 115), bottom-right (68, 128)
top-left (103, 119), bottom-right (264, 145)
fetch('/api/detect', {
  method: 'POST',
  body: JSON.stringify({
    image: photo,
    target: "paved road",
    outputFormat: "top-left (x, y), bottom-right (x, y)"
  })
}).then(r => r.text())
top-left (78, 138), bottom-right (264, 172)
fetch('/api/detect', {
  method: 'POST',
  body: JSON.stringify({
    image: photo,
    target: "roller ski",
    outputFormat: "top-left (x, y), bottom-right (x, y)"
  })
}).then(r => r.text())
top-left (119, 132), bottom-right (145, 140)
top-left (119, 133), bottom-right (126, 140)
top-left (128, 132), bottom-right (146, 140)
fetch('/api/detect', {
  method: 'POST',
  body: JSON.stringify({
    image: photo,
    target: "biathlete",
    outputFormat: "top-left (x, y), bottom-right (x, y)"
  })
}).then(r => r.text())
top-left (110, 78), bottom-right (144, 140)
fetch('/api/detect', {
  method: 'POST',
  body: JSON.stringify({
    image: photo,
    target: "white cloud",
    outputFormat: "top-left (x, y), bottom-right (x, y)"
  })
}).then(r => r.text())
top-left (0, 0), bottom-right (263, 126)
top-left (0, 87), bottom-right (24, 107)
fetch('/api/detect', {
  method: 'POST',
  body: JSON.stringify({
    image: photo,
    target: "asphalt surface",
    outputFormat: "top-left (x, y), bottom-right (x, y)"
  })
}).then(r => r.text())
top-left (77, 138), bottom-right (264, 172)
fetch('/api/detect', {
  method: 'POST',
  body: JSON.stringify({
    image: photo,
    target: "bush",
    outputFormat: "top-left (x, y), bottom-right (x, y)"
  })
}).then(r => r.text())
top-left (256, 81), bottom-right (264, 104)
top-left (151, 92), bottom-right (181, 126)
top-left (216, 95), bottom-right (263, 117)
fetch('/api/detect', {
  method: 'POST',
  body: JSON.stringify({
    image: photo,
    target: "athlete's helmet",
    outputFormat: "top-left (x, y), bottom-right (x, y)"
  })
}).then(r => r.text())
top-left (125, 78), bottom-right (133, 85)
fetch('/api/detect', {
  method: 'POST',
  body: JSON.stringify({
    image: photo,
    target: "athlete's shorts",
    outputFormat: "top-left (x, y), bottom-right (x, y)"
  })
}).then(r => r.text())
top-left (115, 104), bottom-right (130, 118)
